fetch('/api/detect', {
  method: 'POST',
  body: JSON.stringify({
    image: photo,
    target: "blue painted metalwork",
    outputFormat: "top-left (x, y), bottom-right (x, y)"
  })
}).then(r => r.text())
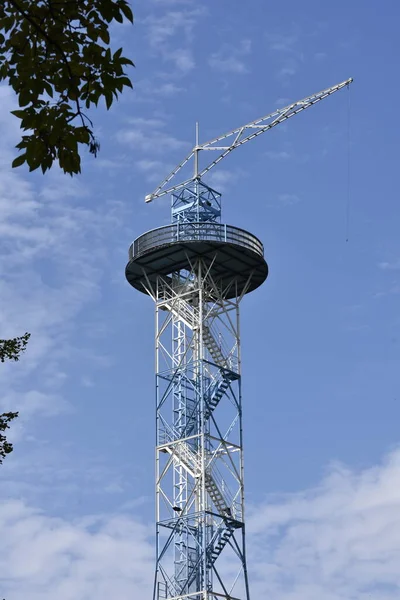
top-left (125, 181), bottom-right (267, 600)
top-left (153, 251), bottom-right (251, 600)
top-left (171, 180), bottom-right (221, 224)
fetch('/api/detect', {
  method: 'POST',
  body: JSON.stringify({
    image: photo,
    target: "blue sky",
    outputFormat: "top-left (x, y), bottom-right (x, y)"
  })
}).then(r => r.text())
top-left (1, 0), bottom-right (400, 598)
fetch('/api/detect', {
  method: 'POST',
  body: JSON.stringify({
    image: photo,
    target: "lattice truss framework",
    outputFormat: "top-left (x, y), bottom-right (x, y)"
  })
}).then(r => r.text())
top-left (141, 256), bottom-right (252, 600)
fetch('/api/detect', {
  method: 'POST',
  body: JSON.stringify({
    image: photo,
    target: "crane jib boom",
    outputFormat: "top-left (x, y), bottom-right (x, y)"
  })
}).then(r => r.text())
top-left (145, 77), bottom-right (353, 203)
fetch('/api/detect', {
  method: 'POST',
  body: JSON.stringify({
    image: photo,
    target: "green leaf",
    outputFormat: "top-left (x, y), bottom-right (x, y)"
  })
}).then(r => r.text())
top-left (99, 28), bottom-right (110, 45)
top-left (119, 2), bottom-right (134, 23)
top-left (119, 57), bottom-right (135, 66)
top-left (117, 76), bottom-right (133, 89)
top-left (12, 154), bottom-right (26, 168)
top-left (105, 90), bottom-right (113, 110)
top-left (10, 109), bottom-right (26, 119)
top-left (18, 90), bottom-right (31, 107)
top-left (43, 81), bottom-right (54, 98)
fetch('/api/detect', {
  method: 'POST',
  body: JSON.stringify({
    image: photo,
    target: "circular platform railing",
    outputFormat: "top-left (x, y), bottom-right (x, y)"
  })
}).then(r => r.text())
top-left (129, 222), bottom-right (264, 260)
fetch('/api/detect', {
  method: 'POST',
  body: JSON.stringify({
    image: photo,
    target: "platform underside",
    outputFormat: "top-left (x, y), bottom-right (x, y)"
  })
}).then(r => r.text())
top-left (125, 239), bottom-right (268, 299)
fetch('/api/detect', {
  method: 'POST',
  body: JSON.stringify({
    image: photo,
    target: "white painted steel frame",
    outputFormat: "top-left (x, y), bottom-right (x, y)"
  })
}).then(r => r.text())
top-left (145, 77), bottom-right (353, 203)
top-left (144, 257), bottom-right (252, 600)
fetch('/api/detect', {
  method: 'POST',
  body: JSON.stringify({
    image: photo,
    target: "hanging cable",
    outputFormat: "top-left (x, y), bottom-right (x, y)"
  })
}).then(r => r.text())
top-left (345, 82), bottom-right (352, 242)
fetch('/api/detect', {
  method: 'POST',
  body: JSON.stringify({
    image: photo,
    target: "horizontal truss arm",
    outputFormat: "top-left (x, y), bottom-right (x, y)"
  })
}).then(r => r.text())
top-left (145, 77), bottom-right (353, 202)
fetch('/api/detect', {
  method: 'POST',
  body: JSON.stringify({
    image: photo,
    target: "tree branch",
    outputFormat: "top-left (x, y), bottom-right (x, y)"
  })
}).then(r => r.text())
top-left (8, 0), bottom-right (88, 130)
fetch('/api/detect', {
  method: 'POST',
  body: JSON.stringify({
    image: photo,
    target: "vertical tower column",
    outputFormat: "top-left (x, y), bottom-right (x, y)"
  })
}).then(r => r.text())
top-left (153, 258), bottom-right (251, 600)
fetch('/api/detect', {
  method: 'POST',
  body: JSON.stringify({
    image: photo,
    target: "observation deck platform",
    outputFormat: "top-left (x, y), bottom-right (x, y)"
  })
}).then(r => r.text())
top-left (125, 222), bottom-right (268, 299)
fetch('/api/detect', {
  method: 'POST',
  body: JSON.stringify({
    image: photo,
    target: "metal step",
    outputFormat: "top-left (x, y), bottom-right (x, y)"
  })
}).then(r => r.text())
top-left (164, 442), bottom-right (232, 519)
top-left (204, 472), bottom-right (229, 515)
top-left (182, 368), bottom-right (237, 438)
top-left (161, 297), bottom-right (196, 330)
top-left (164, 440), bottom-right (200, 479)
top-left (207, 521), bottom-right (238, 567)
top-left (202, 325), bottom-right (227, 368)
top-left (161, 295), bottom-right (229, 369)
top-left (158, 572), bottom-right (180, 599)
top-left (204, 378), bottom-right (229, 421)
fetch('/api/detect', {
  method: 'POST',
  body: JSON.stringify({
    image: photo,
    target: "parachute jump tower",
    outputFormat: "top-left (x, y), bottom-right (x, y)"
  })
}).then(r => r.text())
top-left (126, 78), bottom-right (353, 600)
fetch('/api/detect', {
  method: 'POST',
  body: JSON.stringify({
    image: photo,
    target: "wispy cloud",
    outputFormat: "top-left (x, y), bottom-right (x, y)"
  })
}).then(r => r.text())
top-left (135, 80), bottom-right (186, 101)
top-left (278, 64), bottom-right (297, 79)
top-left (248, 448), bottom-right (400, 599)
top-left (279, 193), bottom-right (300, 206)
top-left (205, 168), bottom-right (243, 193)
top-left (0, 86), bottom-right (121, 434)
top-left (209, 39), bottom-right (252, 74)
top-left (116, 128), bottom-right (187, 154)
top-left (116, 117), bottom-right (188, 154)
top-left (378, 260), bottom-right (400, 271)
top-left (266, 33), bottom-right (298, 53)
top-left (2, 448), bottom-right (400, 598)
top-left (265, 31), bottom-right (302, 81)
top-left (145, 8), bottom-right (204, 46)
top-left (373, 285), bottom-right (400, 299)
top-left (0, 500), bottom-right (154, 600)
top-left (275, 97), bottom-right (290, 106)
top-left (143, 8), bottom-right (206, 76)
top-left (137, 159), bottom-right (166, 172)
top-left (0, 390), bottom-right (71, 420)
top-left (136, 159), bottom-right (175, 183)
top-left (265, 150), bottom-right (291, 160)
top-left (156, 82), bottom-right (186, 96)
top-left (151, 0), bottom-right (193, 4)
top-left (127, 117), bottom-right (166, 128)
top-left (166, 47), bottom-right (195, 73)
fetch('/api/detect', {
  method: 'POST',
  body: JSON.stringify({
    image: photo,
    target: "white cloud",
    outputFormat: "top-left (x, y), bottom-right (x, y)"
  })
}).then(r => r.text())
top-left (378, 260), bottom-right (400, 271)
top-left (1, 390), bottom-right (71, 420)
top-left (275, 97), bottom-right (290, 106)
top-left (145, 8), bottom-right (205, 47)
top-left (373, 285), bottom-right (400, 299)
top-left (248, 448), bottom-right (400, 599)
top-left (137, 159), bottom-right (165, 172)
top-left (166, 47), bottom-right (195, 73)
top-left (205, 168), bottom-right (243, 193)
top-left (156, 82), bottom-right (185, 96)
top-left (278, 64), bottom-right (297, 79)
top-left (151, 0), bottom-right (193, 4)
top-left (135, 80), bottom-right (186, 101)
top-left (141, 8), bottom-right (207, 82)
top-left (265, 32), bottom-right (301, 81)
top-left (127, 117), bottom-right (166, 128)
top-left (2, 448), bottom-right (400, 598)
top-left (0, 87), bottom-right (121, 430)
top-left (0, 501), bottom-right (153, 600)
top-left (266, 150), bottom-right (291, 160)
top-left (0, 390), bottom-right (71, 444)
top-left (116, 119), bottom-right (188, 154)
top-left (92, 157), bottom-right (127, 170)
top-left (209, 39), bottom-right (252, 74)
top-left (266, 33), bottom-right (298, 53)
top-left (279, 193), bottom-right (300, 206)
top-left (136, 159), bottom-right (173, 183)
top-left (117, 128), bottom-right (187, 153)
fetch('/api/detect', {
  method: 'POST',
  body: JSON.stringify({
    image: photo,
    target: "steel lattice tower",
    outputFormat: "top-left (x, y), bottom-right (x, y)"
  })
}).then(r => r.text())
top-left (125, 78), bottom-right (352, 600)
top-left (126, 180), bottom-right (268, 600)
